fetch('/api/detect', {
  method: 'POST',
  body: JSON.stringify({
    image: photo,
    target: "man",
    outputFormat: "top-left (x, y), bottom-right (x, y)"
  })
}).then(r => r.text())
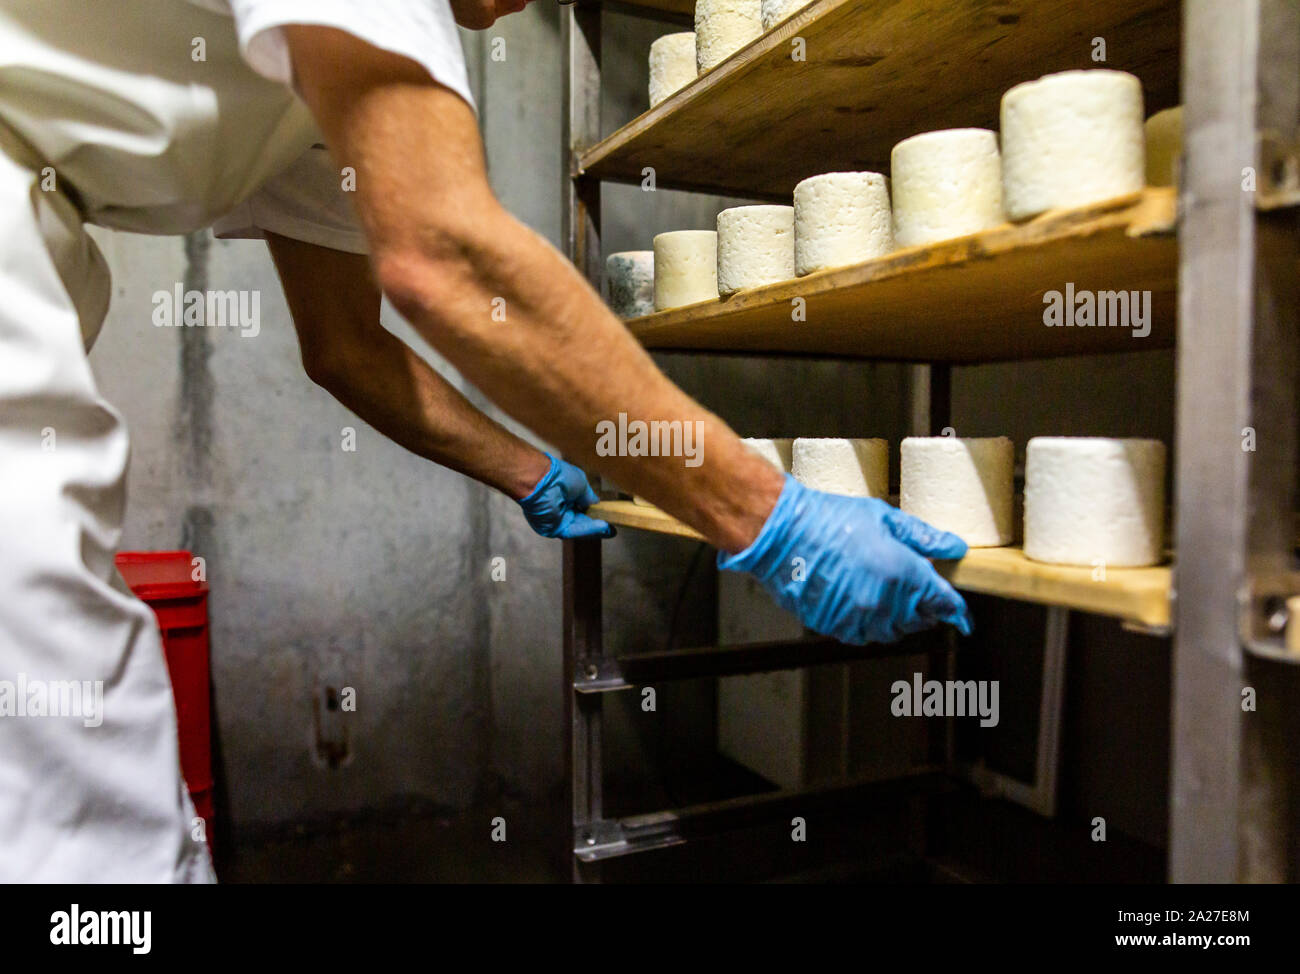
top-left (0, 0), bottom-right (971, 881)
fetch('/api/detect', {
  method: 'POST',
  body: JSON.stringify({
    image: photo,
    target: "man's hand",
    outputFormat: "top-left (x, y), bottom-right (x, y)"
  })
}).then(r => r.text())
top-left (718, 477), bottom-right (972, 645)
top-left (517, 455), bottom-right (615, 540)
top-left (450, 0), bottom-right (532, 29)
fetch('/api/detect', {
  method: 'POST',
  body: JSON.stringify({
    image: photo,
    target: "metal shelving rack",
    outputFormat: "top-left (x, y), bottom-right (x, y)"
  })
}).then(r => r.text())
top-left (561, 0), bottom-right (1300, 883)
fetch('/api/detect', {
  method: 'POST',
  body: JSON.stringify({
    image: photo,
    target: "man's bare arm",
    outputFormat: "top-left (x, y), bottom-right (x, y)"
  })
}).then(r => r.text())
top-left (266, 231), bottom-right (550, 500)
top-left (281, 25), bottom-right (783, 554)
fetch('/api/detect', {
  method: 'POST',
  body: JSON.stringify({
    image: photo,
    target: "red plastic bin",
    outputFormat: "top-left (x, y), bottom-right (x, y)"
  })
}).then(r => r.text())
top-left (114, 551), bottom-right (213, 805)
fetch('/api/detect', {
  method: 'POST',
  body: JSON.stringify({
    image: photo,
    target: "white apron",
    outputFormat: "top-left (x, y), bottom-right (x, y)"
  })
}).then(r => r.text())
top-left (0, 0), bottom-right (321, 882)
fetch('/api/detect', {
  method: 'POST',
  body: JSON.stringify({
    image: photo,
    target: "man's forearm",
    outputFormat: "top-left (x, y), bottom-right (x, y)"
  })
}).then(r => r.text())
top-left (315, 324), bottom-right (550, 500)
top-left (266, 232), bottom-right (550, 501)
top-left (379, 214), bottom-right (784, 551)
top-left (284, 26), bottom-right (784, 553)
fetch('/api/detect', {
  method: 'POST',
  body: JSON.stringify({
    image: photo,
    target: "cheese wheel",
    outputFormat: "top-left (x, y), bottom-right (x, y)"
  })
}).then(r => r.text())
top-left (649, 33), bottom-right (698, 107)
top-left (794, 172), bottom-right (893, 275)
top-left (761, 0), bottom-right (806, 30)
top-left (891, 129), bottom-right (1005, 247)
top-left (743, 437), bottom-right (794, 472)
top-left (900, 437), bottom-right (1014, 547)
top-left (716, 205), bottom-right (796, 296)
top-left (1023, 437), bottom-right (1166, 567)
top-left (605, 251), bottom-right (655, 318)
top-left (1145, 106), bottom-right (1182, 187)
top-left (1001, 69), bottom-right (1145, 220)
top-left (695, 0), bottom-right (762, 71)
top-left (653, 230), bottom-right (718, 310)
top-left (792, 438), bottom-right (888, 498)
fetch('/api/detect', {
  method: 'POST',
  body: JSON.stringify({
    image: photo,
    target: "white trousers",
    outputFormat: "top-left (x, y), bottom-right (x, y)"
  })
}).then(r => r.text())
top-left (0, 127), bottom-right (213, 882)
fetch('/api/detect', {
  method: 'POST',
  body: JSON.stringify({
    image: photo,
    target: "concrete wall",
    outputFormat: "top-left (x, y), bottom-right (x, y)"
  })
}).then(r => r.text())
top-left (86, 5), bottom-right (1175, 854)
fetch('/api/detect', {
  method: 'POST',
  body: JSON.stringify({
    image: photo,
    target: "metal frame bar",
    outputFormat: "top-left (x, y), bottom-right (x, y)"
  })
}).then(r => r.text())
top-left (605, 628), bottom-right (953, 686)
top-left (575, 771), bottom-right (954, 863)
top-left (562, 0), bottom-right (605, 884)
top-left (966, 607), bottom-right (1069, 818)
top-left (909, 364), bottom-right (957, 772)
top-left (1172, 0), bottom-right (1300, 882)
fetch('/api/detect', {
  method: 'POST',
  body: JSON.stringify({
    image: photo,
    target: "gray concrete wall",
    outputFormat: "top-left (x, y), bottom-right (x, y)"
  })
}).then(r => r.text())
top-left (86, 5), bottom-right (1175, 853)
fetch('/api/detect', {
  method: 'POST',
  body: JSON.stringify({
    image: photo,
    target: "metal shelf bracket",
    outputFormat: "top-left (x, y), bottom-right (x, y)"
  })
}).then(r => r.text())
top-left (573, 657), bottom-right (632, 693)
top-left (1255, 132), bottom-right (1300, 210)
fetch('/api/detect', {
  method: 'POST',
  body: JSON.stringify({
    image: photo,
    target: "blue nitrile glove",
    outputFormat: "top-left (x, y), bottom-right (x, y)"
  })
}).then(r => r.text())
top-left (717, 475), bottom-right (972, 645)
top-left (518, 454), bottom-right (615, 540)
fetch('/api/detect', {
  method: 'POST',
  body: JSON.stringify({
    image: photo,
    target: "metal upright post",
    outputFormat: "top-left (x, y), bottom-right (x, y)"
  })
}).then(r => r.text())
top-left (562, 0), bottom-right (604, 884)
top-left (909, 364), bottom-right (957, 770)
top-left (1172, 0), bottom-right (1300, 882)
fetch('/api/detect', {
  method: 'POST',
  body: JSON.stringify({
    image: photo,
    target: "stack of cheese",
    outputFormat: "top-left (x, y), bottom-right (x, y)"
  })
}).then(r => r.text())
top-left (779, 433), bottom-right (1168, 567)
top-left (643, 66), bottom-right (1174, 310)
top-left (624, 430), bottom-right (1167, 569)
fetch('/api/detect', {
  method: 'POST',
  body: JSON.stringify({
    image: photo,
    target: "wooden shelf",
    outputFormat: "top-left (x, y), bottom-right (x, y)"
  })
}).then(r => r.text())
top-left (590, 500), bottom-right (1173, 627)
top-left (581, 0), bottom-right (1181, 200)
top-left (623, 189), bottom-right (1177, 362)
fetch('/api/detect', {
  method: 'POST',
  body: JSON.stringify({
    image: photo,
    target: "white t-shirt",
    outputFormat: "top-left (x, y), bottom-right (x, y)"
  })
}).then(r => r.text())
top-left (211, 143), bottom-right (372, 255)
top-left (208, 0), bottom-right (474, 255)
top-left (0, 0), bottom-right (472, 249)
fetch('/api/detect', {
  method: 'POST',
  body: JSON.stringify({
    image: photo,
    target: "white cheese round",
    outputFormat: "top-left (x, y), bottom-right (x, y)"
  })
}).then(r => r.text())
top-left (742, 437), bottom-right (794, 472)
top-left (605, 251), bottom-right (655, 318)
top-left (900, 437), bottom-right (1014, 547)
top-left (695, 0), bottom-right (763, 71)
top-left (1001, 69), bottom-right (1146, 220)
top-left (761, 0), bottom-right (806, 30)
top-left (649, 32), bottom-right (698, 107)
top-left (792, 438), bottom-right (889, 498)
top-left (793, 171), bottom-right (894, 275)
top-left (716, 205), bottom-right (796, 296)
top-left (653, 230), bottom-right (718, 311)
top-left (891, 128), bottom-right (1005, 247)
top-left (1144, 106), bottom-right (1182, 187)
top-left (1023, 437), bottom-right (1166, 567)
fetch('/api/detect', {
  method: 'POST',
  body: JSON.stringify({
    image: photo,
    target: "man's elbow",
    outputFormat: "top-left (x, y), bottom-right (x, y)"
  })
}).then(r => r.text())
top-left (371, 211), bottom-right (510, 329)
top-left (299, 339), bottom-right (347, 391)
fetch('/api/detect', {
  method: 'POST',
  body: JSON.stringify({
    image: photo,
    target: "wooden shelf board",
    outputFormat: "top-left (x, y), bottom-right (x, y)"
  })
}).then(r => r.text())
top-left (590, 500), bottom-right (1172, 627)
top-left (623, 189), bottom-right (1177, 363)
top-left (581, 0), bottom-right (1181, 199)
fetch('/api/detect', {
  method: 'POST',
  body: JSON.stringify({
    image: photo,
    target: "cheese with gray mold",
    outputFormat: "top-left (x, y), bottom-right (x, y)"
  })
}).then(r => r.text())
top-left (1001, 70), bottom-right (1145, 220)
top-left (605, 251), bottom-right (655, 318)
